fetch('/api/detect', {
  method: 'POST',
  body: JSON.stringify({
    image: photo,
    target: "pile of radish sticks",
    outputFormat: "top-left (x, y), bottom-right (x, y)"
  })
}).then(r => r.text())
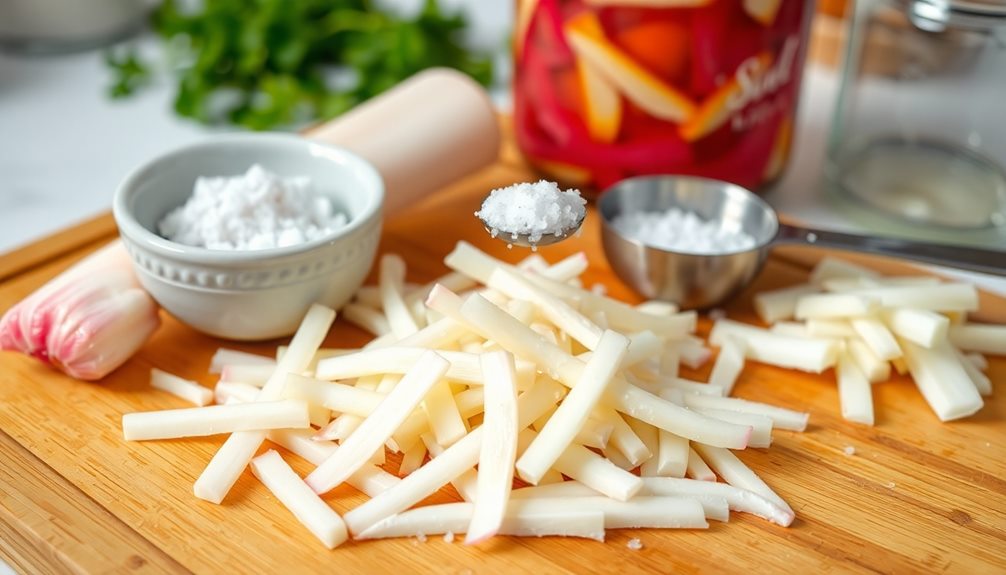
top-left (123, 241), bottom-right (805, 549)
top-left (743, 258), bottom-right (999, 424)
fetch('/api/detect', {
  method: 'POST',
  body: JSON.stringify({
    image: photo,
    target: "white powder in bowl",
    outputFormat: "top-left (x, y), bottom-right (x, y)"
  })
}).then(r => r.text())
top-left (475, 180), bottom-right (586, 244)
top-left (158, 164), bottom-right (348, 250)
top-left (610, 207), bottom-right (757, 254)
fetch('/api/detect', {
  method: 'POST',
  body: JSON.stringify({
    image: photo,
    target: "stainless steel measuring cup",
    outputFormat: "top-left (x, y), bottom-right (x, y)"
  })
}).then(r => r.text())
top-left (598, 176), bottom-right (1006, 310)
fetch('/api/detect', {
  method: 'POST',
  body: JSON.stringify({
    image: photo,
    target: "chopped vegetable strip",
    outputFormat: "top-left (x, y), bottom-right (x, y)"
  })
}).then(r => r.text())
top-left (517, 331), bottom-right (628, 484)
top-left (193, 304), bottom-right (335, 503)
top-left (122, 400), bottom-right (310, 441)
top-left (251, 450), bottom-right (348, 549)
top-left (150, 368), bottom-right (213, 406)
top-left (466, 351), bottom-right (520, 544)
top-left (306, 351), bottom-right (450, 494)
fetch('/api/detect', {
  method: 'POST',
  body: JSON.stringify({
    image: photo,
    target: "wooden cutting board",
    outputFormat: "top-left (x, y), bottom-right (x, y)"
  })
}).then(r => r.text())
top-left (1, 128), bottom-right (1004, 575)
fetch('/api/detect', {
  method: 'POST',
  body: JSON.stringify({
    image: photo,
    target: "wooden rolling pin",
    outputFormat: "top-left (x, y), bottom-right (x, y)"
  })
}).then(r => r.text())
top-left (308, 67), bottom-right (502, 217)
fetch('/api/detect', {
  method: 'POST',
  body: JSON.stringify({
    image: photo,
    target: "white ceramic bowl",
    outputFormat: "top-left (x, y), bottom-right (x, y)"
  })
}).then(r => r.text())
top-left (113, 134), bottom-right (384, 341)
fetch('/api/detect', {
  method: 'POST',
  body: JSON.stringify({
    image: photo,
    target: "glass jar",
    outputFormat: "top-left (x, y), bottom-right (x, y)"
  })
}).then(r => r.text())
top-left (513, 0), bottom-right (814, 197)
top-left (828, 0), bottom-right (1006, 236)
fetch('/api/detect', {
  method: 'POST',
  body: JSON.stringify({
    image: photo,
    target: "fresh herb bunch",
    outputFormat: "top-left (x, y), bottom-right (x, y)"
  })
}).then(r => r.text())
top-left (107, 0), bottom-right (493, 130)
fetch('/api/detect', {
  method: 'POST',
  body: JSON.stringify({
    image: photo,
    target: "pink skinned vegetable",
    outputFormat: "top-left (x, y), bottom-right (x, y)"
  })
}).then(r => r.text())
top-left (0, 240), bottom-right (161, 380)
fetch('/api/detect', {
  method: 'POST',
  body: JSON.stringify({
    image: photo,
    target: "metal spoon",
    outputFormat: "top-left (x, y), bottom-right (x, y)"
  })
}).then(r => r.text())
top-left (598, 175), bottom-right (1005, 310)
top-left (476, 198), bottom-right (586, 249)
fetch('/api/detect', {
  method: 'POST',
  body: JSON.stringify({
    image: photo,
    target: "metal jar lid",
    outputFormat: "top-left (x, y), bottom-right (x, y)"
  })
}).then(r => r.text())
top-left (908, 0), bottom-right (1006, 30)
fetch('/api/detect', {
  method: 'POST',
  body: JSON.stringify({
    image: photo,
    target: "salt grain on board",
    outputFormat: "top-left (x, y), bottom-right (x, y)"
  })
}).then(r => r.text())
top-left (611, 207), bottom-right (757, 254)
top-left (843, 446), bottom-right (856, 456)
top-left (475, 180), bottom-right (586, 244)
top-left (627, 538), bottom-right (643, 550)
top-left (159, 164), bottom-right (348, 250)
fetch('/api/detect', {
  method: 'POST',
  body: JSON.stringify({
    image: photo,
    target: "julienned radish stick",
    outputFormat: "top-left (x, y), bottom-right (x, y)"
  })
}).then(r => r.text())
top-left (358, 503), bottom-right (606, 541)
top-left (709, 319), bottom-right (840, 373)
top-left (809, 257), bottom-right (880, 285)
top-left (150, 368), bottom-right (213, 406)
top-left (0, 240), bottom-right (160, 381)
top-left (949, 323), bottom-right (1006, 356)
top-left (691, 444), bottom-right (793, 516)
top-left (443, 241), bottom-right (695, 337)
top-left (426, 286), bottom-right (752, 449)
top-left (847, 338), bottom-right (891, 383)
top-left (707, 336), bottom-right (746, 395)
top-left (342, 378), bottom-right (565, 535)
top-left (837, 353), bottom-right (874, 425)
top-left (359, 496), bottom-right (706, 539)
top-left (306, 351), bottom-right (450, 495)
top-left (680, 394), bottom-right (809, 432)
top-left (550, 439), bottom-right (643, 501)
top-left (508, 496), bottom-right (708, 529)
top-left (843, 283), bottom-right (979, 311)
top-left (122, 400), bottom-right (310, 441)
top-left (465, 351), bottom-right (520, 544)
top-left (794, 293), bottom-right (879, 320)
top-left (656, 429), bottom-right (689, 478)
top-left (422, 380), bottom-right (468, 447)
top-left (209, 348), bottom-right (275, 374)
top-left (752, 283), bottom-right (818, 323)
top-left (250, 450), bottom-right (349, 549)
top-left (517, 331), bottom-right (629, 485)
top-left (379, 254), bottom-right (420, 339)
top-left (900, 339), bottom-right (983, 421)
top-left (282, 374), bottom-right (384, 417)
top-left (686, 447), bottom-right (716, 482)
top-left (851, 317), bottom-right (902, 361)
top-left (882, 308), bottom-right (949, 348)
top-left (690, 409), bottom-right (772, 448)
top-left (422, 433), bottom-right (479, 502)
top-left (266, 429), bottom-right (400, 497)
top-left (509, 477), bottom-right (792, 527)
top-left (486, 267), bottom-right (603, 349)
top-left (952, 347), bottom-right (992, 396)
top-left (638, 477), bottom-right (794, 527)
top-left (193, 304), bottom-right (335, 504)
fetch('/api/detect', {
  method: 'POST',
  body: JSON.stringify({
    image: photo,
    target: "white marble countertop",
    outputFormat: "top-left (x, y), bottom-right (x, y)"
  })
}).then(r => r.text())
top-left (1, 20), bottom-right (1003, 294)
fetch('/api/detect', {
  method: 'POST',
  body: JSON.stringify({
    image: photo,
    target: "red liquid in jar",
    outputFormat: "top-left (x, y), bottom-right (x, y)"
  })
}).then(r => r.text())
top-left (513, 0), bottom-right (811, 196)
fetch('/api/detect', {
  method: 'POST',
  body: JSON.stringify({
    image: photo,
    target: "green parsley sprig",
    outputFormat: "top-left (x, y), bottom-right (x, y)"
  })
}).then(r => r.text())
top-left (107, 0), bottom-right (493, 130)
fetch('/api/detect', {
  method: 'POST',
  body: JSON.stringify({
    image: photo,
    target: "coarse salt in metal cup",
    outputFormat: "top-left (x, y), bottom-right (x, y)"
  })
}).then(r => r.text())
top-left (599, 175), bottom-right (1005, 309)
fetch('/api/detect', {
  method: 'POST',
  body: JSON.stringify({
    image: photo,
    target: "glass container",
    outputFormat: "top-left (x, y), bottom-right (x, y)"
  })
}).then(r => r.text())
top-left (828, 0), bottom-right (1006, 239)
